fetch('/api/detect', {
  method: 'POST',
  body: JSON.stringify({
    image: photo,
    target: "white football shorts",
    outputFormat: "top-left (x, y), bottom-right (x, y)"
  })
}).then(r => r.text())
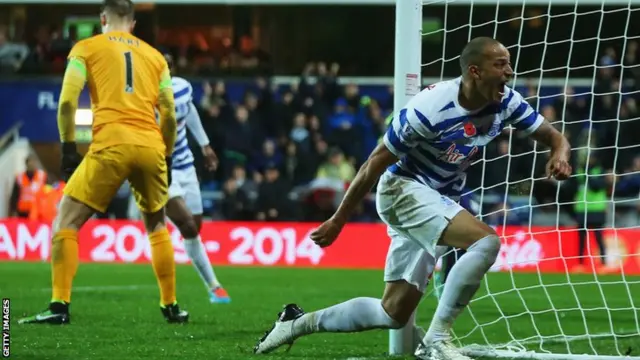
top-left (376, 170), bottom-right (464, 293)
top-left (168, 165), bottom-right (203, 215)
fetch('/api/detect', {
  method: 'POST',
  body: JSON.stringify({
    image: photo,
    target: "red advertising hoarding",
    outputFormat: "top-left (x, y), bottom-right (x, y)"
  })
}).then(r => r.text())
top-left (0, 218), bottom-right (638, 274)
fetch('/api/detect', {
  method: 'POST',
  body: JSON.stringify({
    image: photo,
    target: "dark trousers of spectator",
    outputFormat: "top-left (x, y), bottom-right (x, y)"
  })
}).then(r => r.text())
top-left (96, 197), bottom-right (130, 220)
top-left (574, 212), bottom-right (607, 265)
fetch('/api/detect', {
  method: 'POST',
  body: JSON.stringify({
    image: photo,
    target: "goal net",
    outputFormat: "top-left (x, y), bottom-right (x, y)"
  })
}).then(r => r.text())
top-left (390, 0), bottom-right (640, 359)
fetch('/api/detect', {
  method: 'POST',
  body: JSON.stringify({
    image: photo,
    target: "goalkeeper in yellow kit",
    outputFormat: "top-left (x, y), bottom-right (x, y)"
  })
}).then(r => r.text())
top-left (19, 0), bottom-right (188, 324)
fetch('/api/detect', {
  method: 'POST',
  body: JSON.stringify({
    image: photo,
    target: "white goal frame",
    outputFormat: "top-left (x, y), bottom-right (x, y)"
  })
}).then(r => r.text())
top-left (390, 0), bottom-right (640, 359)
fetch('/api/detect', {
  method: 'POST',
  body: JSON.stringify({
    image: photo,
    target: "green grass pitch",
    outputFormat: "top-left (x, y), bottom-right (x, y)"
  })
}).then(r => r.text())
top-left (2, 262), bottom-right (639, 360)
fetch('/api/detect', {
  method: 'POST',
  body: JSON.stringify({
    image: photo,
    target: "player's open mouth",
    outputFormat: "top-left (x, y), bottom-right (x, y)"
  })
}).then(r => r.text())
top-left (497, 82), bottom-right (506, 97)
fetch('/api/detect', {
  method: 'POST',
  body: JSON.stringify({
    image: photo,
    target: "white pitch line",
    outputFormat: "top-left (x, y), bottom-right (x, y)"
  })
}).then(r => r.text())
top-left (39, 284), bottom-right (156, 292)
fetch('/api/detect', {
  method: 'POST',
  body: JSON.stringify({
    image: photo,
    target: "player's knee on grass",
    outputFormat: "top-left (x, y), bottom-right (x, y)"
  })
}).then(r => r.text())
top-left (53, 195), bottom-right (96, 232)
top-left (439, 209), bottom-right (498, 250)
top-left (381, 280), bottom-right (423, 327)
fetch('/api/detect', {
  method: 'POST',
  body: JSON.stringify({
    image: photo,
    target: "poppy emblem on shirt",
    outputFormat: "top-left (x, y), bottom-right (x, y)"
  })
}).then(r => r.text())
top-left (463, 122), bottom-right (477, 137)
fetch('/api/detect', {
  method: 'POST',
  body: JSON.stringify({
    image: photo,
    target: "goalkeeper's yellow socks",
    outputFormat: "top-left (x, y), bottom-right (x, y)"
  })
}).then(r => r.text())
top-left (51, 229), bottom-right (79, 304)
top-left (149, 228), bottom-right (177, 306)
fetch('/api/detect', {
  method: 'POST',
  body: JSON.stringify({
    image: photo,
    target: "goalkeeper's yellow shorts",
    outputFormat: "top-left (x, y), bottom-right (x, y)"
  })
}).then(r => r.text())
top-left (64, 144), bottom-right (168, 213)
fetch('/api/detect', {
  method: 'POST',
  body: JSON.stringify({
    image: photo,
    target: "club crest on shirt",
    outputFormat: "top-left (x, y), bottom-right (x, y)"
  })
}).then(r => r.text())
top-left (476, 118), bottom-right (502, 137)
top-left (487, 119), bottom-right (502, 137)
top-left (400, 122), bottom-right (421, 142)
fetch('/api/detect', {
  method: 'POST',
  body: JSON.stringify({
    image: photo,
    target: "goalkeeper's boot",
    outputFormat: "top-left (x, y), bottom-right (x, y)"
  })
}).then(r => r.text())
top-left (160, 302), bottom-right (189, 324)
top-left (254, 303), bottom-right (305, 354)
top-left (414, 339), bottom-right (474, 360)
top-left (209, 286), bottom-right (231, 304)
top-left (18, 301), bottom-right (70, 325)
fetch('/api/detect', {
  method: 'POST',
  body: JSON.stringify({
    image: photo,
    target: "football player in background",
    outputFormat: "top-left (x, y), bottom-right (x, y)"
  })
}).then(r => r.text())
top-left (164, 53), bottom-right (231, 304)
top-left (19, 0), bottom-right (188, 325)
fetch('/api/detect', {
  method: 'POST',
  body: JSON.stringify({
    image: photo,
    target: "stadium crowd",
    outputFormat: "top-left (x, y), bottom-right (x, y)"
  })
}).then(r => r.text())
top-left (4, 25), bottom-right (639, 226)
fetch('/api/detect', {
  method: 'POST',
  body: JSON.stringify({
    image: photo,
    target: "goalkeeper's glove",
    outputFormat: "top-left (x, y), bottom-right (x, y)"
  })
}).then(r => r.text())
top-left (61, 142), bottom-right (82, 181)
top-left (165, 156), bottom-right (173, 186)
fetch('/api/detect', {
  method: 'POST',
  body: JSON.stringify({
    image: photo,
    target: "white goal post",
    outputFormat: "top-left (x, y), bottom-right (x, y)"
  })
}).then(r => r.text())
top-left (391, 0), bottom-right (640, 359)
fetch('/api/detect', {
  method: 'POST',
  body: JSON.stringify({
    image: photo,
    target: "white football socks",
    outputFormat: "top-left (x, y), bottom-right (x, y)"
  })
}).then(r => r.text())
top-left (184, 236), bottom-right (221, 289)
top-left (425, 235), bottom-right (501, 343)
top-left (292, 297), bottom-right (401, 336)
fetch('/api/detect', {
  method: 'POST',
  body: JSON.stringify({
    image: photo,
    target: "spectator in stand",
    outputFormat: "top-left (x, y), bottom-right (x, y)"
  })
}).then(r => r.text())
top-left (594, 81), bottom-right (623, 170)
top-left (10, 155), bottom-right (47, 218)
top-left (610, 98), bottom-right (640, 169)
top-left (307, 139), bottom-right (329, 175)
top-left (223, 105), bottom-right (256, 175)
top-left (553, 86), bottom-right (589, 124)
top-left (253, 77), bottom-right (279, 138)
top-left (256, 164), bottom-right (291, 221)
top-left (363, 99), bottom-right (387, 154)
top-left (623, 41), bottom-right (639, 83)
top-left (283, 141), bottom-right (315, 186)
top-left (231, 164), bottom-right (259, 200)
top-left (316, 62), bottom-right (341, 108)
top-left (200, 98), bottom-right (226, 182)
top-left (274, 91), bottom-right (296, 136)
top-left (343, 83), bottom-right (361, 111)
top-left (201, 80), bottom-right (233, 120)
top-left (308, 115), bottom-right (324, 144)
top-left (572, 155), bottom-right (608, 271)
top-left (290, 113), bottom-right (311, 152)
top-left (29, 178), bottom-right (65, 223)
top-left (252, 139), bottom-right (283, 173)
top-left (551, 87), bottom-right (589, 150)
top-left (244, 91), bottom-right (263, 127)
top-left (221, 178), bottom-right (253, 221)
top-left (316, 147), bottom-right (356, 183)
top-left (327, 98), bottom-right (357, 156)
top-left (611, 155), bottom-right (640, 198)
top-left (0, 27), bottom-right (29, 73)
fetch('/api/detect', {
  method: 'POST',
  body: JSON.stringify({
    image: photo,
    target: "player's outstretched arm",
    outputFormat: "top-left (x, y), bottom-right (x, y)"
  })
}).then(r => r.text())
top-left (335, 142), bottom-right (398, 224)
top-left (311, 142), bottom-right (398, 248)
top-left (505, 88), bottom-right (572, 180)
top-left (529, 120), bottom-right (572, 180)
top-left (529, 120), bottom-right (571, 158)
top-left (158, 69), bottom-right (177, 156)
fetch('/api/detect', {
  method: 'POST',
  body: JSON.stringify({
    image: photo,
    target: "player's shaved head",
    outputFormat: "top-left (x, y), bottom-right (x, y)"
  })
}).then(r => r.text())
top-left (101, 0), bottom-right (135, 21)
top-left (459, 37), bottom-right (502, 74)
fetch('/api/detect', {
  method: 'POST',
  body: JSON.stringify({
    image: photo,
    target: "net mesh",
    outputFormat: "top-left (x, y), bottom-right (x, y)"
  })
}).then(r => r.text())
top-left (422, 1), bottom-right (640, 358)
